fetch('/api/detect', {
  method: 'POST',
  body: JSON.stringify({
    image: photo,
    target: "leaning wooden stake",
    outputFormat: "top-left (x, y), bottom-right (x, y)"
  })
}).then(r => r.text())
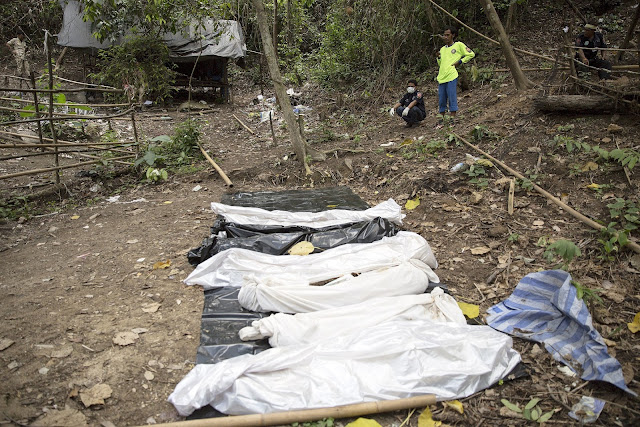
top-left (196, 141), bottom-right (233, 187)
top-left (453, 133), bottom-right (640, 254)
top-left (29, 72), bottom-right (44, 146)
top-left (153, 394), bottom-right (437, 427)
top-left (508, 179), bottom-right (515, 215)
top-left (232, 114), bottom-right (255, 135)
top-left (45, 35), bottom-right (60, 184)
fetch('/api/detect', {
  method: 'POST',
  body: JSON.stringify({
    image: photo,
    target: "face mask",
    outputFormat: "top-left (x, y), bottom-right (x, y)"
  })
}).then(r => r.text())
top-left (407, 87), bottom-right (415, 94)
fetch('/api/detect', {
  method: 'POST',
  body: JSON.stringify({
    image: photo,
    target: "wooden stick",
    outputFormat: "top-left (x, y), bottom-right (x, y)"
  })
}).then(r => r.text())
top-left (0, 96), bottom-right (130, 108)
top-left (232, 114), bottom-right (255, 135)
top-left (508, 179), bottom-right (515, 215)
top-left (564, 0), bottom-right (587, 24)
top-left (492, 64), bottom-right (640, 72)
top-left (29, 72), bottom-right (44, 146)
top-left (196, 141), bottom-right (233, 187)
top-left (0, 155), bottom-right (135, 180)
top-left (0, 86), bottom-right (123, 94)
top-left (154, 394), bottom-right (437, 427)
top-left (452, 133), bottom-right (640, 254)
top-left (0, 142), bottom-right (134, 148)
top-left (0, 107), bottom-right (135, 126)
top-left (46, 36), bottom-right (60, 184)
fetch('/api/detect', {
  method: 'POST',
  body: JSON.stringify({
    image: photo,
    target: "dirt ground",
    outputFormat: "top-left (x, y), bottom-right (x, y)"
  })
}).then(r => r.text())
top-left (2, 23), bottom-right (640, 427)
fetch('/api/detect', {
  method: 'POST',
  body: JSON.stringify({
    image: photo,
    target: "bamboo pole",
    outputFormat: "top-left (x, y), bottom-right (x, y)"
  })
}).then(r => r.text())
top-left (29, 72), bottom-right (44, 146)
top-left (452, 133), bottom-right (640, 254)
top-left (232, 114), bottom-right (255, 135)
top-left (151, 395), bottom-right (437, 427)
top-left (0, 130), bottom-right (130, 146)
top-left (46, 35), bottom-right (60, 184)
top-left (0, 86), bottom-right (123, 93)
top-left (492, 64), bottom-right (640, 72)
top-left (0, 142), bottom-right (135, 148)
top-left (0, 154), bottom-right (135, 180)
top-left (131, 112), bottom-right (140, 155)
top-left (0, 107), bottom-right (135, 126)
top-left (0, 96), bottom-right (130, 108)
top-left (196, 141), bottom-right (233, 187)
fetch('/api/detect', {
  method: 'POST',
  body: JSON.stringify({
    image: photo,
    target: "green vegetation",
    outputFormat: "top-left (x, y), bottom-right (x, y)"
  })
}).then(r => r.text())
top-left (464, 164), bottom-right (489, 188)
top-left (501, 398), bottom-right (555, 424)
top-left (543, 239), bottom-right (581, 270)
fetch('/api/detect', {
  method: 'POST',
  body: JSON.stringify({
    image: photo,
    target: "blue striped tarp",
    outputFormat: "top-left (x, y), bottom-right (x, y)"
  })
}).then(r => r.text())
top-left (487, 270), bottom-right (635, 395)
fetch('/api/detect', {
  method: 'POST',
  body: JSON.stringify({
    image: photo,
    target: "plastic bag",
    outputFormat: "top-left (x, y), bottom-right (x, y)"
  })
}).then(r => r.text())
top-left (237, 259), bottom-right (438, 313)
top-left (168, 319), bottom-right (521, 416)
top-left (238, 288), bottom-right (465, 345)
top-left (184, 232), bottom-right (438, 290)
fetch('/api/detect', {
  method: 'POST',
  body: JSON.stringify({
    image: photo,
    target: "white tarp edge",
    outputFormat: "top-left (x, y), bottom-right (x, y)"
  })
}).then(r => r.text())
top-left (237, 259), bottom-right (438, 313)
top-left (184, 231), bottom-right (438, 289)
top-left (209, 198), bottom-right (405, 227)
top-left (239, 288), bottom-right (466, 345)
top-left (168, 319), bottom-right (522, 416)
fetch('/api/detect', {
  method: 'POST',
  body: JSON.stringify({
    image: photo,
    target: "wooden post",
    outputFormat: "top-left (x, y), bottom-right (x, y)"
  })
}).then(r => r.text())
top-left (131, 112), bottom-right (139, 155)
top-left (46, 35), bottom-right (60, 184)
top-left (29, 72), bottom-right (44, 146)
top-left (637, 30), bottom-right (640, 67)
top-left (564, 23), bottom-right (577, 82)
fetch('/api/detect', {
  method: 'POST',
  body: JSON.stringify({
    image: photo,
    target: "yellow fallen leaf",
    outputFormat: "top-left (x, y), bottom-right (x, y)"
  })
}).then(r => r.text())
top-left (163, 201), bottom-right (173, 204)
top-left (475, 158), bottom-right (494, 168)
top-left (288, 241), bottom-right (315, 256)
top-left (471, 246), bottom-right (491, 255)
top-left (405, 197), bottom-right (420, 210)
top-left (628, 312), bottom-right (640, 333)
top-left (153, 260), bottom-right (171, 269)
top-left (326, 204), bottom-right (338, 208)
top-left (582, 161), bottom-right (599, 172)
top-left (418, 407), bottom-right (441, 427)
top-left (386, 153), bottom-right (394, 158)
top-left (346, 418), bottom-right (382, 427)
top-left (70, 215), bottom-right (80, 220)
top-left (457, 302), bottom-right (480, 319)
top-left (443, 400), bottom-right (464, 415)
top-left (586, 183), bottom-right (601, 190)
top-left (400, 138), bottom-right (415, 146)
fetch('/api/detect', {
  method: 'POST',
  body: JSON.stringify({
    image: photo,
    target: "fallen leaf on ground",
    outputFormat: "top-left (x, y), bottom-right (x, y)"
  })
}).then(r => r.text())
top-left (628, 312), bottom-right (640, 333)
top-left (80, 384), bottom-right (112, 407)
top-left (475, 158), bottom-right (494, 167)
top-left (443, 400), bottom-right (464, 414)
top-left (471, 246), bottom-right (491, 255)
top-left (581, 161), bottom-right (599, 172)
top-left (153, 260), bottom-right (171, 269)
top-left (418, 407), bottom-right (441, 427)
top-left (70, 215), bottom-right (80, 220)
top-left (163, 201), bottom-right (173, 204)
top-left (458, 302), bottom-right (480, 319)
top-left (131, 328), bottom-right (148, 334)
top-left (288, 241), bottom-right (315, 256)
top-left (586, 183), bottom-right (601, 190)
top-left (405, 197), bottom-right (420, 210)
top-left (346, 419), bottom-right (382, 427)
top-left (0, 338), bottom-right (14, 351)
top-left (142, 302), bottom-right (161, 313)
top-left (532, 220), bottom-right (544, 226)
top-left (113, 331), bottom-right (139, 346)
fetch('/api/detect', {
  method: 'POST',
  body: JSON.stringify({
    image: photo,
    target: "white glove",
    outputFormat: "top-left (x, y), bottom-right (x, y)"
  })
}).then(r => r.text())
top-left (402, 107), bottom-right (410, 117)
top-left (389, 108), bottom-right (395, 116)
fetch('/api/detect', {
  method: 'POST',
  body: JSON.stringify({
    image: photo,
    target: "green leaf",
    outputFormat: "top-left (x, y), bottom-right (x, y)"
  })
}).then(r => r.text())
top-left (530, 408), bottom-right (540, 420)
top-left (628, 156), bottom-right (637, 170)
top-left (537, 410), bottom-right (555, 423)
top-left (151, 135), bottom-right (172, 143)
top-left (525, 398), bottom-right (541, 410)
top-left (618, 232), bottom-right (629, 247)
top-left (501, 399), bottom-right (522, 413)
top-left (55, 93), bottom-right (67, 104)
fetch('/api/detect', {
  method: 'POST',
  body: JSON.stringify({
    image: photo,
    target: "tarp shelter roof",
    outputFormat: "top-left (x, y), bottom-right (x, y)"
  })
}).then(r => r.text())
top-left (56, 1), bottom-right (246, 59)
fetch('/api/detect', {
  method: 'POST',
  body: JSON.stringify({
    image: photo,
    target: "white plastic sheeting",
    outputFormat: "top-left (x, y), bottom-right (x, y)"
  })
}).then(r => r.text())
top-left (238, 260), bottom-right (438, 313)
top-left (184, 232), bottom-right (438, 290)
top-left (238, 288), bottom-right (466, 345)
top-left (168, 319), bottom-right (522, 416)
top-left (210, 199), bottom-right (404, 227)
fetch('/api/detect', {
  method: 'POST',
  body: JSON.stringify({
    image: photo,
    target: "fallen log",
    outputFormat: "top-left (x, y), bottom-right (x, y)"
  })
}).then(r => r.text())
top-left (533, 95), bottom-right (623, 113)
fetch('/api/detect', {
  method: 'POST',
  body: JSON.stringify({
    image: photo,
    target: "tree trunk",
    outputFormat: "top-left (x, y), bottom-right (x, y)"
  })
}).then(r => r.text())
top-left (534, 95), bottom-right (622, 112)
top-left (616, 4), bottom-right (640, 62)
top-left (273, 0), bottom-right (278, 58)
top-left (505, 3), bottom-right (516, 34)
top-left (479, 0), bottom-right (535, 90)
top-left (250, 0), bottom-right (324, 173)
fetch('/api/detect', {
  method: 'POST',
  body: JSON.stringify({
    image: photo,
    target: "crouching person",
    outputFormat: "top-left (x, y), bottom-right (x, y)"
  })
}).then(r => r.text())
top-left (389, 79), bottom-right (425, 128)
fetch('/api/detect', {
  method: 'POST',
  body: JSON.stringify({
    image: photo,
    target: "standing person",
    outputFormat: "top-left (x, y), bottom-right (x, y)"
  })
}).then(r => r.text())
top-left (436, 26), bottom-right (475, 126)
top-left (389, 79), bottom-right (425, 128)
top-left (6, 33), bottom-right (31, 79)
top-left (575, 23), bottom-right (611, 80)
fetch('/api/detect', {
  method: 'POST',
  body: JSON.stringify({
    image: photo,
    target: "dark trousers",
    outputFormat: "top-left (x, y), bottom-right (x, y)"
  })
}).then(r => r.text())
top-left (395, 106), bottom-right (425, 124)
top-left (577, 57), bottom-right (612, 80)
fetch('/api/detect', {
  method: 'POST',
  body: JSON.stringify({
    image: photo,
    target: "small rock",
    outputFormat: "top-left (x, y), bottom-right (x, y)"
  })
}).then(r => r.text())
top-left (488, 226), bottom-right (508, 237)
top-left (17, 217), bottom-right (27, 224)
top-left (192, 185), bottom-right (202, 192)
top-left (8, 361), bottom-right (19, 370)
top-left (146, 417), bottom-right (157, 424)
top-left (601, 137), bottom-right (612, 143)
top-left (607, 123), bottom-right (623, 133)
top-left (48, 226), bottom-right (59, 233)
top-left (39, 367), bottom-right (49, 375)
top-left (0, 338), bottom-right (14, 351)
top-left (144, 371), bottom-right (155, 381)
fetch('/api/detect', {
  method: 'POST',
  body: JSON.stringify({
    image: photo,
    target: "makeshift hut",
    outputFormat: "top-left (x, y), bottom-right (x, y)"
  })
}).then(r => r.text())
top-left (56, 0), bottom-right (246, 102)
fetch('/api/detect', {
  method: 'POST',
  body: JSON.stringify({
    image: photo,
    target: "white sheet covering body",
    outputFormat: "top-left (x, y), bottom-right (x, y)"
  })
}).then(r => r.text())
top-left (184, 232), bottom-right (438, 290)
top-left (238, 288), bottom-right (466, 345)
top-left (168, 319), bottom-right (522, 416)
top-left (238, 260), bottom-right (437, 313)
top-left (210, 198), bottom-right (404, 227)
